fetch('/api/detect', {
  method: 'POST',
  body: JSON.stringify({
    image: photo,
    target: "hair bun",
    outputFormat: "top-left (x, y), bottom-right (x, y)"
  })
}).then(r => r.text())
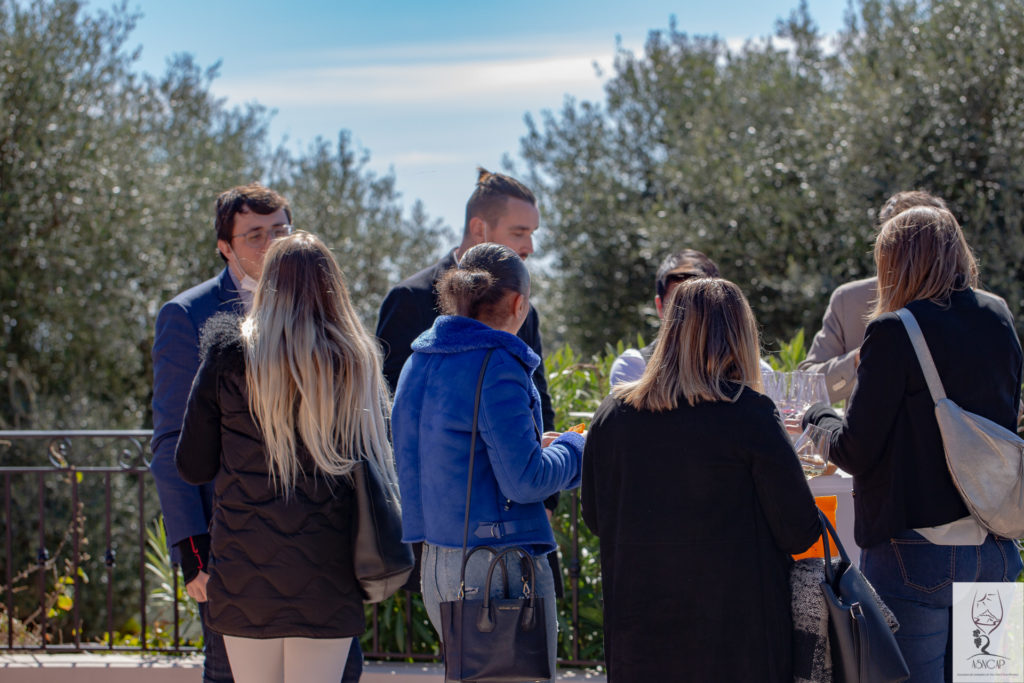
top-left (437, 243), bottom-right (529, 320)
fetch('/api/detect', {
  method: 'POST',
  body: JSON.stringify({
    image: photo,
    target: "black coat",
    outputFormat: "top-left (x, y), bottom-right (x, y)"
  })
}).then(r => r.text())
top-left (805, 289), bottom-right (1022, 548)
top-left (375, 250), bottom-right (555, 430)
top-left (175, 314), bottom-right (365, 639)
top-left (582, 386), bottom-right (820, 683)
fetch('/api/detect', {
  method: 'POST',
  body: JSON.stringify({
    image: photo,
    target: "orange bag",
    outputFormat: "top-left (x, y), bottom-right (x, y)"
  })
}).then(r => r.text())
top-left (792, 495), bottom-right (838, 560)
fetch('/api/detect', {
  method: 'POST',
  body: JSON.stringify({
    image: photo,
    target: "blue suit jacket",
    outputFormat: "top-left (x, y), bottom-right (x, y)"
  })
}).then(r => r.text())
top-left (151, 268), bottom-right (245, 559)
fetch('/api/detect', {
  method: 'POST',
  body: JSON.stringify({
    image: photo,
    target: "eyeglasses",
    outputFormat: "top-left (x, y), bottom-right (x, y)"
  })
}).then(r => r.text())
top-left (231, 224), bottom-right (293, 248)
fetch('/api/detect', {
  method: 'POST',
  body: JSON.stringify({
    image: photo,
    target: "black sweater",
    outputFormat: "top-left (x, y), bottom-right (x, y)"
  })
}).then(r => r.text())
top-left (805, 289), bottom-right (1022, 548)
top-left (582, 386), bottom-right (820, 683)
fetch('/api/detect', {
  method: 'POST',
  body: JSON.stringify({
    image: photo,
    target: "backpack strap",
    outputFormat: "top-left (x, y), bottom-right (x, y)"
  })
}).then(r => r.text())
top-left (895, 308), bottom-right (948, 403)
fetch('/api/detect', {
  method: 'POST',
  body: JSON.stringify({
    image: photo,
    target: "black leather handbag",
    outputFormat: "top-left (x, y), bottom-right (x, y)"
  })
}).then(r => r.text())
top-left (351, 457), bottom-right (414, 603)
top-left (819, 512), bottom-right (909, 683)
top-left (440, 545), bottom-right (550, 682)
top-left (438, 349), bottom-right (553, 682)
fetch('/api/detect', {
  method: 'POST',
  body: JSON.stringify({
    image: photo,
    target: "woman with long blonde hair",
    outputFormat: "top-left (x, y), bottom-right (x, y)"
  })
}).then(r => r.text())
top-left (582, 278), bottom-right (820, 682)
top-left (176, 231), bottom-right (395, 683)
top-left (804, 206), bottom-right (1023, 681)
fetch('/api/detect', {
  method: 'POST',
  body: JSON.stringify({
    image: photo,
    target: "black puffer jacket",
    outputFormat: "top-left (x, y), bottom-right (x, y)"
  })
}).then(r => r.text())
top-left (175, 313), bottom-right (365, 639)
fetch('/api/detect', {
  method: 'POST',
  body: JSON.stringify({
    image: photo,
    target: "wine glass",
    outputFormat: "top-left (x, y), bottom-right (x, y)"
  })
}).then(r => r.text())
top-left (972, 590), bottom-right (1004, 636)
top-left (791, 371), bottom-right (829, 417)
top-left (762, 369), bottom-right (786, 405)
top-left (794, 423), bottom-right (831, 478)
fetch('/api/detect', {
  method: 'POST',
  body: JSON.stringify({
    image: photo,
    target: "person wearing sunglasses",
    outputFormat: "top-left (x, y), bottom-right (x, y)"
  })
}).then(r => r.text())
top-left (609, 249), bottom-right (721, 387)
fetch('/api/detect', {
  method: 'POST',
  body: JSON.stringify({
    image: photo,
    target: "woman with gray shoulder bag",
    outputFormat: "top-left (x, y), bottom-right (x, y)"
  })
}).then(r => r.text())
top-left (803, 205), bottom-right (1024, 682)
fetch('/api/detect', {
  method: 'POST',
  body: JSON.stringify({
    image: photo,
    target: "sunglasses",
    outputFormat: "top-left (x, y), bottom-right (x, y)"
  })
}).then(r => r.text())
top-left (663, 272), bottom-right (701, 287)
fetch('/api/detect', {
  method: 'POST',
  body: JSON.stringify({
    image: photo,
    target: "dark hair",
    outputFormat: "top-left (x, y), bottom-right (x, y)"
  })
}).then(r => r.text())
top-left (654, 249), bottom-right (721, 299)
top-left (877, 190), bottom-right (947, 225)
top-left (214, 183), bottom-right (292, 260)
top-left (438, 243), bottom-right (530, 320)
top-left (463, 168), bottom-right (536, 237)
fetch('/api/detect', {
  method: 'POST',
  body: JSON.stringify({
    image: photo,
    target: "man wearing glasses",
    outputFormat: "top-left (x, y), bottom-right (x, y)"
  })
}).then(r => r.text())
top-left (608, 249), bottom-right (721, 387)
top-left (153, 183), bottom-right (349, 682)
top-left (151, 183), bottom-right (291, 682)
top-left (152, 185), bottom-right (365, 682)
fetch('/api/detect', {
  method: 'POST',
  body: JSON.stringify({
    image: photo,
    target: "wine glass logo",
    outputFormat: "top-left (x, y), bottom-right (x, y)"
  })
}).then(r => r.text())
top-left (971, 590), bottom-right (1004, 656)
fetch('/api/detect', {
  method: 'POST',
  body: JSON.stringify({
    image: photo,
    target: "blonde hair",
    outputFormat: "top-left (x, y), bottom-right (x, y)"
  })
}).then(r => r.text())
top-left (873, 206), bottom-right (978, 317)
top-left (615, 278), bottom-right (763, 411)
top-left (241, 231), bottom-right (396, 495)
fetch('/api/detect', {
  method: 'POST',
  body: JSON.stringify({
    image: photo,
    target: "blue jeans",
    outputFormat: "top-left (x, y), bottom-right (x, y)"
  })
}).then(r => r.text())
top-left (860, 531), bottom-right (1023, 683)
top-left (198, 602), bottom-right (364, 682)
top-left (420, 542), bottom-right (558, 681)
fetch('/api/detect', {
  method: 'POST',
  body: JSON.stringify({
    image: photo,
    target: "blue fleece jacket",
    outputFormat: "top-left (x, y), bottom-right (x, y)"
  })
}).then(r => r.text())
top-left (392, 315), bottom-right (584, 555)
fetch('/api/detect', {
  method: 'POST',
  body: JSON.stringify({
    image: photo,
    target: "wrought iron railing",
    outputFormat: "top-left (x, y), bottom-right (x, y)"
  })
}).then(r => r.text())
top-left (0, 430), bottom-right (602, 666)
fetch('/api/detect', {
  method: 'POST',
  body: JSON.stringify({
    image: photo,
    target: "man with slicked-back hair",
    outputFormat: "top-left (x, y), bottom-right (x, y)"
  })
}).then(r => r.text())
top-left (376, 168), bottom-right (560, 593)
top-left (376, 167), bottom-right (553, 427)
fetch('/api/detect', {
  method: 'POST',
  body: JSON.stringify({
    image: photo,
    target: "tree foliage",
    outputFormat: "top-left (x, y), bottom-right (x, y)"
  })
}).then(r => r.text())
top-left (0, 0), bottom-right (448, 432)
top-left (521, 0), bottom-right (1024, 354)
top-left (0, 0), bottom-right (448, 644)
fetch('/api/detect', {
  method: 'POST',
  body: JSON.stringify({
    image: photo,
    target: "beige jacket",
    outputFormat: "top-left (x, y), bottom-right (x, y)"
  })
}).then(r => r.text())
top-left (799, 277), bottom-right (876, 403)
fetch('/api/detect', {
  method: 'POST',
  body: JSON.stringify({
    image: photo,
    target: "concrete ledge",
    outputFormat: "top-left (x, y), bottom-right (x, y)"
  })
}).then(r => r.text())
top-left (0, 653), bottom-right (204, 682)
top-left (0, 654), bottom-right (606, 682)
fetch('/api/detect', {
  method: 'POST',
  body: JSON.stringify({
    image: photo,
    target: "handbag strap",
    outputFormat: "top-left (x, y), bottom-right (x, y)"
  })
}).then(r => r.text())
top-left (457, 349), bottom-right (495, 598)
top-left (895, 308), bottom-right (948, 403)
top-left (819, 509), bottom-right (851, 585)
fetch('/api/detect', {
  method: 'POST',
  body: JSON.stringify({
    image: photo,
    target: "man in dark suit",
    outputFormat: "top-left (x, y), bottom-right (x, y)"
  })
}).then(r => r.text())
top-left (376, 168), bottom-right (554, 428)
top-left (376, 168), bottom-right (562, 593)
top-left (151, 183), bottom-right (363, 682)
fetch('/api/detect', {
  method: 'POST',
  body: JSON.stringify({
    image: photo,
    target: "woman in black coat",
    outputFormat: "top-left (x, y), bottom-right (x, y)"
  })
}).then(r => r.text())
top-left (176, 232), bottom-right (397, 683)
top-left (582, 278), bottom-right (820, 683)
top-left (804, 206), bottom-right (1023, 682)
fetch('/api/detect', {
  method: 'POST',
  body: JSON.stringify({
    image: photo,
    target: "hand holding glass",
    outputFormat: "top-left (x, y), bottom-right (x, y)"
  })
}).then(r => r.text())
top-left (794, 423), bottom-right (831, 478)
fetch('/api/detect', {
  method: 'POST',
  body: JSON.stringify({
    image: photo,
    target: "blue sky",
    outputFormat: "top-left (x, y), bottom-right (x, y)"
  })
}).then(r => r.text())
top-left (121, 0), bottom-right (846, 236)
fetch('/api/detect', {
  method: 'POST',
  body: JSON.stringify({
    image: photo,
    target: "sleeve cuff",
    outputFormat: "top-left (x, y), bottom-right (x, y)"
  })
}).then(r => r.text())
top-left (174, 533), bottom-right (210, 584)
top-left (551, 430), bottom-right (585, 453)
top-left (802, 402), bottom-right (839, 429)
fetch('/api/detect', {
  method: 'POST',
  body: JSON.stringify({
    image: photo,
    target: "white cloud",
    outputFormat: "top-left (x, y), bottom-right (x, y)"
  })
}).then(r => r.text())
top-left (294, 33), bottom-right (622, 66)
top-left (216, 51), bottom-right (614, 108)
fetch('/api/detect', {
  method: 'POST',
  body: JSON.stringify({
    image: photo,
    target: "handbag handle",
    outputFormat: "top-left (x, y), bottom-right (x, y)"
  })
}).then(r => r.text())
top-left (461, 544), bottom-right (510, 597)
top-left (457, 349), bottom-right (496, 599)
top-left (819, 509), bottom-right (851, 586)
top-left (482, 546), bottom-right (536, 599)
top-left (476, 546), bottom-right (540, 633)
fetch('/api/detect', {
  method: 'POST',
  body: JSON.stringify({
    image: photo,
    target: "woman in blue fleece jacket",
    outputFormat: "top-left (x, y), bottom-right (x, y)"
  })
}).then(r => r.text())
top-left (391, 243), bottom-right (584, 673)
